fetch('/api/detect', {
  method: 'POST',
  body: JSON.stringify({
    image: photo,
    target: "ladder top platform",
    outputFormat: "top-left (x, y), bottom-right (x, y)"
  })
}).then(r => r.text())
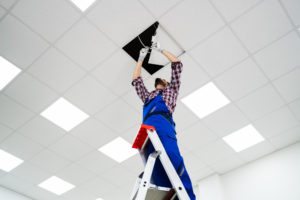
top-left (132, 124), bottom-right (156, 150)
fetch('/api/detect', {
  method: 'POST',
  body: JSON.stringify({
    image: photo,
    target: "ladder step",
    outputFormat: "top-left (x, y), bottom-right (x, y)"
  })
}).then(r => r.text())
top-left (132, 187), bottom-right (177, 200)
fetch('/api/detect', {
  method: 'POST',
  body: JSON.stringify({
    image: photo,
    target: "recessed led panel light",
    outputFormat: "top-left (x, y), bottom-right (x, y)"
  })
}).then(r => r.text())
top-left (0, 56), bottom-right (21, 91)
top-left (40, 97), bottom-right (89, 131)
top-left (0, 149), bottom-right (24, 172)
top-left (38, 176), bottom-right (75, 195)
top-left (96, 198), bottom-right (104, 200)
top-left (223, 124), bottom-right (265, 152)
top-left (181, 82), bottom-right (230, 119)
top-left (69, 0), bottom-right (96, 12)
top-left (98, 137), bottom-right (138, 163)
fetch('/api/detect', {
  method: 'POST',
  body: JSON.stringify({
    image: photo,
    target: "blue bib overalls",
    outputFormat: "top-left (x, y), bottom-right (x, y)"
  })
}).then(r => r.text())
top-left (142, 90), bottom-right (196, 200)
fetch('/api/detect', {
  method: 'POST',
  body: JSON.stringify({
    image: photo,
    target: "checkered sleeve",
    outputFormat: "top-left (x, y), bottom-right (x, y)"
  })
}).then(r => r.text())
top-left (131, 76), bottom-right (150, 103)
top-left (170, 61), bottom-right (183, 94)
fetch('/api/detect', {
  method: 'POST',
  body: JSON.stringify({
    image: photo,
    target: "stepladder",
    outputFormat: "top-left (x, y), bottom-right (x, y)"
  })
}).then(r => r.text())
top-left (130, 124), bottom-right (190, 200)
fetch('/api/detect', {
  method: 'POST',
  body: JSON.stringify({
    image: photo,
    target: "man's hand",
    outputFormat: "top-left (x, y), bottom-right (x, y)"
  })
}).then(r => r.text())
top-left (138, 48), bottom-right (148, 62)
top-left (151, 35), bottom-right (163, 53)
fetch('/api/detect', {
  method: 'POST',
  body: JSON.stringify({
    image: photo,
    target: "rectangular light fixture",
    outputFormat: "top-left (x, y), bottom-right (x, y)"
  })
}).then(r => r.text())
top-left (38, 176), bottom-right (75, 195)
top-left (69, 0), bottom-right (96, 12)
top-left (40, 97), bottom-right (89, 131)
top-left (98, 137), bottom-right (138, 163)
top-left (0, 56), bottom-right (21, 91)
top-left (181, 82), bottom-right (230, 119)
top-left (223, 124), bottom-right (265, 152)
top-left (0, 149), bottom-right (24, 172)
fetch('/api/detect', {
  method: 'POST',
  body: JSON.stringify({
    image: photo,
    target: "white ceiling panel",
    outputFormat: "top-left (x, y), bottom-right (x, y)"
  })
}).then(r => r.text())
top-left (100, 165), bottom-right (136, 188)
top-left (177, 121), bottom-right (218, 151)
top-left (254, 32), bottom-right (300, 80)
top-left (289, 98), bottom-right (300, 121)
top-left (122, 88), bottom-right (144, 114)
top-left (189, 167), bottom-right (214, 183)
top-left (281, 0), bottom-right (300, 26)
top-left (62, 186), bottom-right (98, 200)
top-left (236, 84), bottom-right (285, 121)
top-left (0, 15), bottom-right (48, 68)
top-left (160, 0), bottom-right (225, 50)
top-left (139, 0), bottom-right (183, 18)
top-left (28, 48), bottom-right (86, 94)
top-left (253, 106), bottom-right (299, 138)
top-left (12, 0), bottom-right (80, 42)
top-left (0, 0), bottom-right (16, 9)
top-left (70, 118), bottom-right (118, 149)
top-left (202, 104), bottom-right (249, 137)
top-left (56, 19), bottom-right (117, 70)
top-left (210, 154), bottom-right (245, 174)
top-left (273, 67), bottom-right (300, 102)
top-left (269, 126), bottom-right (300, 149)
top-left (18, 116), bottom-right (65, 147)
top-left (64, 76), bottom-right (118, 115)
top-left (0, 133), bottom-right (44, 160)
top-left (48, 134), bottom-right (93, 162)
top-left (0, 124), bottom-right (13, 143)
top-left (211, 0), bottom-right (262, 22)
top-left (190, 28), bottom-right (248, 77)
top-left (173, 102), bottom-right (199, 132)
top-left (4, 72), bottom-right (58, 113)
top-left (0, 6), bottom-right (5, 18)
top-left (87, 0), bottom-right (154, 46)
top-left (214, 58), bottom-right (268, 100)
top-left (0, 94), bottom-right (34, 129)
top-left (231, 0), bottom-right (293, 53)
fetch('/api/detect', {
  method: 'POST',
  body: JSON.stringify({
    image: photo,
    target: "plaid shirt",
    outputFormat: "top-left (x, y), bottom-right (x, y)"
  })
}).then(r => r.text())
top-left (131, 61), bottom-right (183, 114)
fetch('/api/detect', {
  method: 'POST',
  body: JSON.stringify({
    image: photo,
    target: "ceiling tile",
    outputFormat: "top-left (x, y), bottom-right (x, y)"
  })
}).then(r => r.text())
top-left (182, 152), bottom-right (207, 174)
top-left (0, 124), bottom-right (12, 143)
top-left (202, 104), bottom-right (249, 137)
top-left (0, 94), bottom-right (34, 129)
top-left (0, 0), bottom-right (16, 9)
top-left (29, 149), bottom-right (71, 173)
top-left (173, 102), bottom-right (199, 132)
top-left (4, 72), bottom-right (58, 113)
top-left (289, 98), bottom-right (300, 121)
top-left (70, 118), bottom-right (118, 149)
top-left (80, 175), bottom-right (118, 197)
top-left (193, 139), bottom-right (236, 164)
top-left (190, 28), bottom-right (248, 77)
top-left (273, 67), bottom-right (300, 102)
top-left (61, 186), bottom-right (98, 200)
top-left (56, 163), bottom-right (96, 186)
top-left (10, 162), bottom-right (51, 185)
top-left (237, 140), bottom-right (275, 162)
top-left (18, 116), bottom-right (65, 147)
top-left (211, 0), bottom-right (262, 21)
top-left (177, 53), bottom-right (210, 97)
top-left (269, 126), bottom-right (300, 149)
top-left (139, 0), bottom-right (183, 18)
top-left (254, 32), bottom-right (300, 80)
top-left (64, 76), bottom-right (118, 115)
top-left (0, 132), bottom-right (44, 160)
top-left (12, 0), bottom-right (80, 42)
top-left (214, 58), bottom-right (268, 100)
top-left (253, 106), bottom-right (299, 138)
top-left (177, 121), bottom-right (218, 151)
top-left (231, 0), bottom-right (293, 52)
top-left (0, 15), bottom-right (48, 68)
top-left (48, 134), bottom-right (93, 162)
top-left (121, 153), bottom-right (144, 174)
top-left (160, 0), bottom-right (225, 50)
top-left (100, 165), bottom-right (136, 188)
top-left (189, 167), bottom-right (214, 183)
top-left (87, 0), bottom-right (154, 46)
top-left (121, 123), bottom-right (141, 144)
top-left (94, 99), bottom-right (140, 134)
top-left (236, 84), bottom-right (285, 121)
top-left (210, 154), bottom-right (244, 174)
top-left (92, 49), bottom-right (150, 96)
top-left (28, 48), bottom-right (86, 94)
top-left (122, 88), bottom-right (144, 114)
top-left (0, 6), bottom-right (5, 18)
top-left (76, 150), bottom-right (118, 174)
top-left (0, 174), bottom-right (35, 196)
top-left (56, 19), bottom-right (117, 70)
top-left (281, 0), bottom-right (300, 26)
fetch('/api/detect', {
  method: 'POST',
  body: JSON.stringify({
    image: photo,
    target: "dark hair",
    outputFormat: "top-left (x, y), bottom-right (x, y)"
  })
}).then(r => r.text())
top-left (155, 78), bottom-right (167, 88)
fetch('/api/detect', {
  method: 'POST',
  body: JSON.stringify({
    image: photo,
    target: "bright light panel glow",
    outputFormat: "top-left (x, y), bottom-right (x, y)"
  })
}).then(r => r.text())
top-left (40, 97), bottom-right (89, 131)
top-left (0, 56), bottom-right (21, 91)
top-left (0, 149), bottom-right (24, 172)
top-left (98, 137), bottom-right (138, 163)
top-left (223, 124), bottom-right (265, 152)
top-left (96, 198), bottom-right (104, 200)
top-left (38, 176), bottom-right (75, 195)
top-left (181, 82), bottom-right (230, 119)
top-left (69, 0), bottom-right (97, 11)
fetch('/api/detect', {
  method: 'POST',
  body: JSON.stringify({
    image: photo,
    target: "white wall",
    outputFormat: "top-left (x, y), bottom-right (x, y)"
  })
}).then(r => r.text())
top-left (197, 142), bottom-right (300, 200)
top-left (0, 186), bottom-right (33, 200)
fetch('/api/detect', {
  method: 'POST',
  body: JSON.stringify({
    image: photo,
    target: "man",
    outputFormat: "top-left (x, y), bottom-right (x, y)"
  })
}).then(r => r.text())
top-left (131, 44), bottom-right (196, 200)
